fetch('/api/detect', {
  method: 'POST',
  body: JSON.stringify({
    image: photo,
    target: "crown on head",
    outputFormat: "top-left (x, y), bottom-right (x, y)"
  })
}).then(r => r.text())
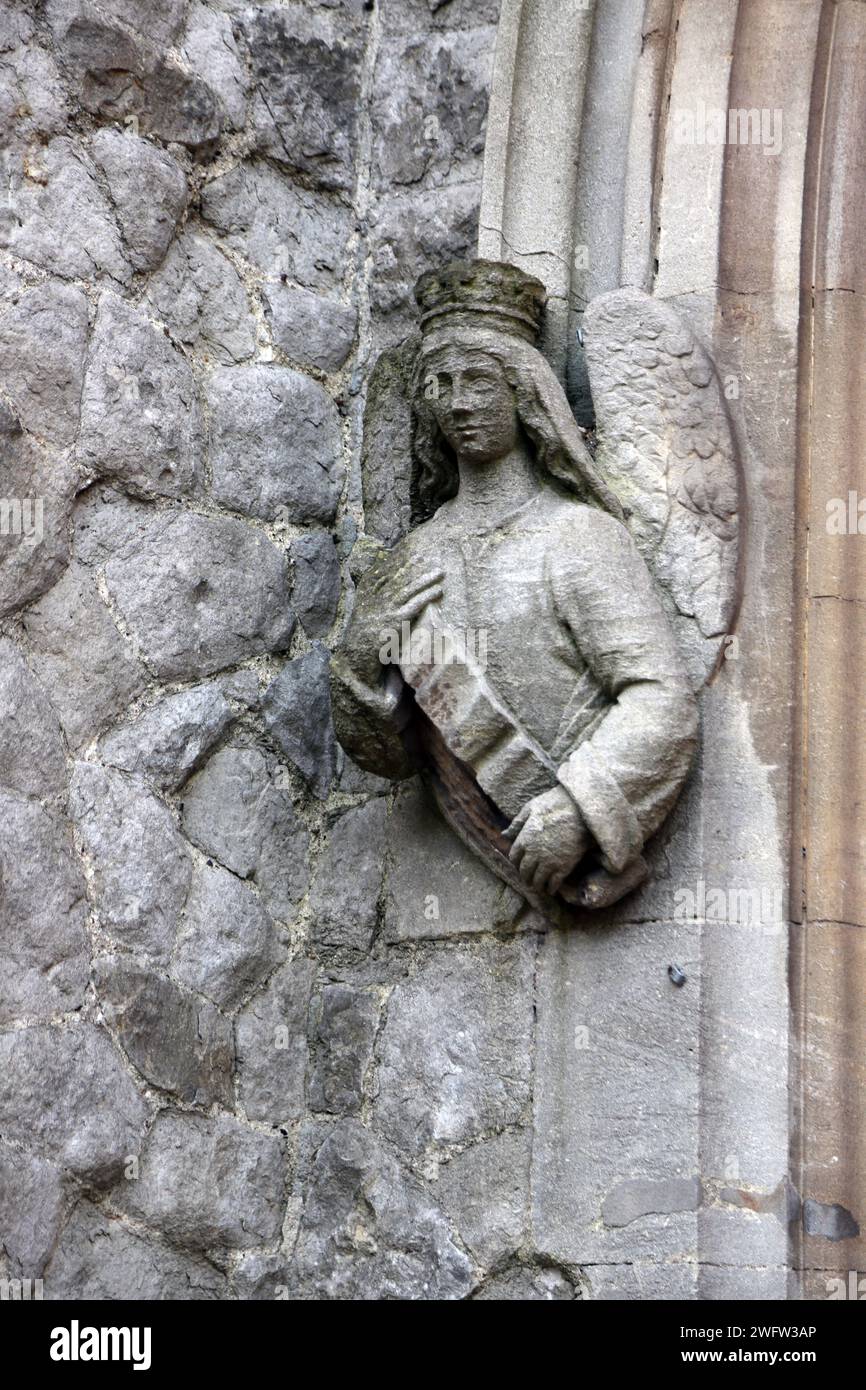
top-left (414, 258), bottom-right (546, 344)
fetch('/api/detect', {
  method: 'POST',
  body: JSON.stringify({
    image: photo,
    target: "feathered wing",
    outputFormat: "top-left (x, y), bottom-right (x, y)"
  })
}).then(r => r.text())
top-left (582, 288), bottom-right (742, 689)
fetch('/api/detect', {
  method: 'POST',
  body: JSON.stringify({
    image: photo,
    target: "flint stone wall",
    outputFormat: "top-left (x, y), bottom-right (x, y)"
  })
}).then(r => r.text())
top-left (0, 0), bottom-right (573, 1302)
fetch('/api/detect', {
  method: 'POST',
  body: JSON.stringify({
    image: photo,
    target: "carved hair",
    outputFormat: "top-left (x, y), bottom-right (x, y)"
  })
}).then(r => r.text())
top-left (410, 331), bottom-right (623, 525)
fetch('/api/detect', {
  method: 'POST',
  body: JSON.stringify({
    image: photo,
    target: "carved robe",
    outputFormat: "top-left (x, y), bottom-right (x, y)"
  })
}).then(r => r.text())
top-left (332, 486), bottom-right (698, 915)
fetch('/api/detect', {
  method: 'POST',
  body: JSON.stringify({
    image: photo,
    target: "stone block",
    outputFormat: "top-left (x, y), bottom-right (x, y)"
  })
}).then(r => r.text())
top-left (308, 984), bottom-right (379, 1115)
top-left (44, 1200), bottom-right (228, 1300)
top-left (309, 800), bottom-right (389, 951)
top-left (290, 532), bottom-right (341, 638)
top-left (287, 1120), bottom-right (474, 1299)
top-left (78, 292), bottom-right (202, 500)
top-left (262, 283), bottom-right (356, 373)
top-left (90, 127), bottom-right (188, 272)
top-left (208, 365), bottom-right (343, 524)
top-left (236, 958), bottom-right (316, 1125)
top-left (0, 1023), bottom-right (148, 1185)
top-left (181, 746), bottom-right (310, 922)
top-left (146, 231), bottom-right (256, 363)
top-left (202, 162), bottom-right (353, 288)
top-left (263, 644), bottom-right (338, 798)
top-left (100, 683), bottom-right (233, 792)
top-left (0, 791), bottom-right (89, 1026)
top-left (103, 509), bottom-right (295, 680)
top-left (175, 861), bottom-right (283, 1011)
top-left (95, 955), bottom-right (234, 1107)
top-left (235, 5), bottom-right (365, 193)
top-left (23, 561), bottom-right (148, 748)
top-left (375, 938), bottom-right (535, 1154)
top-left (115, 1109), bottom-right (285, 1251)
top-left (69, 762), bottom-right (192, 962)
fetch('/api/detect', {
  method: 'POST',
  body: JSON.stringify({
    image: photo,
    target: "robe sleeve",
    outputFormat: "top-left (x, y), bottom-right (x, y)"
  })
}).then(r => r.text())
top-left (330, 650), bottom-right (416, 782)
top-left (549, 508), bottom-right (699, 874)
top-left (329, 555), bottom-right (417, 782)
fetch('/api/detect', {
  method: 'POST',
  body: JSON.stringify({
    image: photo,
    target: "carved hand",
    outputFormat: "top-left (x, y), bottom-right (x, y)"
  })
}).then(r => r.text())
top-left (344, 568), bottom-right (444, 685)
top-left (504, 785), bottom-right (591, 896)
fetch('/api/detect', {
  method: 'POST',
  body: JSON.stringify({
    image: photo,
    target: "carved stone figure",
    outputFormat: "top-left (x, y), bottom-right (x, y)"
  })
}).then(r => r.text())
top-left (332, 260), bottom-right (740, 926)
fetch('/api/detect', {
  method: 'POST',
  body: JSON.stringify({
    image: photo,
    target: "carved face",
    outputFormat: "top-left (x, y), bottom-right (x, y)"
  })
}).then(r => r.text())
top-left (423, 347), bottom-right (519, 464)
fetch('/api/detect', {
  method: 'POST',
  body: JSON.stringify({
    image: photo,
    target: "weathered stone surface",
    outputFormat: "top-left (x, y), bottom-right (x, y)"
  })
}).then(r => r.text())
top-left (309, 800), bottom-right (389, 951)
top-left (531, 922), bottom-right (702, 1268)
top-left (201, 162), bottom-right (352, 287)
top-left (474, 1266), bottom-right (578, 1301)
top-left (219, 668), bottom-right (260, 709)
top-left (174, 861), bottom-right (283, 1012)
top-left (48, 0), bottom-right (188, 52)
top-left (0, 1024), bottom-right (147, 1184)
top-left (436, 1131), bottom-right (529, 1269)
top-left (288, 1121), bottom-right (474, 1300)
top-left (91, 128), bottom-right (188, 272)
top-left (146, 231), bottom-right (256, 363)
top-left (103, 510), bottom-right (295, 679)
top-left (116, 1110), bottom-right (285, 1250)
top-left (378, 0), bottom-right (501, 31)
top-left (181, 747), bottom-right (310, 921)
top-left (100, 683), bottom-right (232, 792)
top-left (262, 645), bottom-right (337, 797)
top-left (802, 1198), bottom-right (860, 1242)
top-left (338, 754), bottom-right (391, 797)
top-left (0, 407), bottom-right (76, 619)
top-left (580, 1263), bottom-right (696, 1301)
top-left (45, 1200), bottom-right (227, 1300)
top-left (55, 481), bottom-right (126, 568)
top-left (46, 0), bottom-right (145, 108)
top-left (375, 939), bottom-right (535, 1154)
top-left (384, 780), bottom-right (520, 941)
top-left (23, 562), bottom-right (148, 748)
top-left (95, 955), bottom-right (234, 1107)
top-left (231, 1250), bottom-right (291, 1301)
top-left (78, 292), bottom-right (202, 499)
top-left (0, 790), bottom-right (89, 1026)
top-left (0, 281), bottom-right (88, 445)
top-left (0, 137), bottom-right (130, 284)
top-left (69, 762), bottom-right (192, 961)
top-left (263, 283), bottom-right (357, 373)
top-left (138, 60), bottom-right (223, 148)
top-left (208, 366), bottom-right (343, 524)
top-left (48, 0), bottom-right (223, 148)
top-left (699, 1206), bottom-right (788, 1271)
top-left (698, 1265), bottom-right (789, 1303)
top-left (0, 1141), bottom-right (67, 1277)
top-left (602, 1176), bottom-right (702, 1229)
top-left (0, 637), bottom-right (67, 800)
top-left (236, 958), bottom-right (316, 1125)
top-left (372, 30), bottom-right (492, 191)
top-left (290, 532), bottom-right (341, 638)
top-left (309, 984), bottom-right (379, 1115)
top-left (236, 5), bottom-right (364, 193)
top-left (369, 183), bottom-right (480, 328)
top-left (181, 1), bottom-right (247, 131)
top-left (0, 20), bottom-right (67, 149)
top-left (360, 336), bottom-right (416, 546)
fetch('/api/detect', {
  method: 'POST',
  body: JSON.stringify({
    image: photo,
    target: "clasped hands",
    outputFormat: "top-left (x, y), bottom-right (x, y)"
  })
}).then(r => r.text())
top-left (504, 785), bottom-right (590, 897)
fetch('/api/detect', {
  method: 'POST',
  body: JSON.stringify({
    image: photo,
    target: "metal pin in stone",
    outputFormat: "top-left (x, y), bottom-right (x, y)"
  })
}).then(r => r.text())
top-left (668, 964), bottom-right (687, 987)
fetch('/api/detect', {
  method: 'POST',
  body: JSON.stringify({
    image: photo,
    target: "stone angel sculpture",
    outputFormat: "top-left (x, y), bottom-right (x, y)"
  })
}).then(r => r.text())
top-left (331, 260), bottom-right (740, 927)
